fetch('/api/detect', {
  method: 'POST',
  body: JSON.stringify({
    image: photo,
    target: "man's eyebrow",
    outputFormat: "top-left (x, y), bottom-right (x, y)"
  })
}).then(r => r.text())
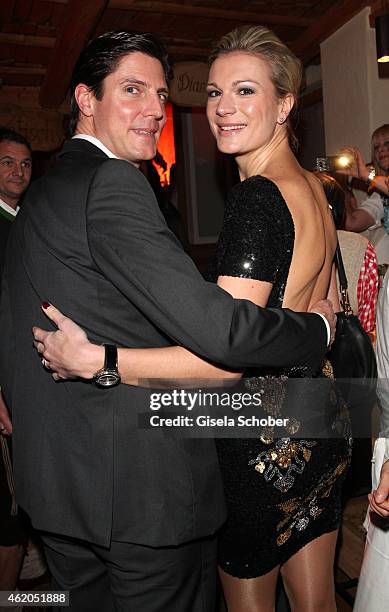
top-left (120, 78), bottom-right (168, 94)
top-left (120, 78), bottom-right (148, 87)
top-left (0, 155), bottom-right (31, 162)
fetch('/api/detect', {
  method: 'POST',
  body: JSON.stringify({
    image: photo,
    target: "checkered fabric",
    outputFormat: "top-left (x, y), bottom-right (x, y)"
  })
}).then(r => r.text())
top-left (357, 241), bottom-right (378, 333)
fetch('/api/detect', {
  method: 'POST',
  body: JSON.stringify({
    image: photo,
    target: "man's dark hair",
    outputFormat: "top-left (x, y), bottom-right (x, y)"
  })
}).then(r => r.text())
top-left (0, 127), bottom-right (32, 152)
top-left (69, 31), bottom-right (170, 136)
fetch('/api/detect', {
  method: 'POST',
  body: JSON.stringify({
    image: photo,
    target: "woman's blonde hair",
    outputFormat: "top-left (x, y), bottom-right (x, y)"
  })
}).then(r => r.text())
top-left (371, 124), bottom-right (389, 174)
top-left (208, 25), bottom-right (302, 151)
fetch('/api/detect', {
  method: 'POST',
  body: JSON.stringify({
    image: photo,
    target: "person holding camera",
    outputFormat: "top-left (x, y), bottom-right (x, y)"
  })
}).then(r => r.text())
top-left (340, 124), bottom-right (389, 265)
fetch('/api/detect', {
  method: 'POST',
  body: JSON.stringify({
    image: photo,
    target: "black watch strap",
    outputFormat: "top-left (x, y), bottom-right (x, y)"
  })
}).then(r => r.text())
top-left (103, 344), bottom-right (118, 370)
top-left (94, 344), bottom-right (121, 387)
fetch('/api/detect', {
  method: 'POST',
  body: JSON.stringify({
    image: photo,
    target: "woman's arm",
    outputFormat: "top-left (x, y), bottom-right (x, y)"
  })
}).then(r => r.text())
top-left (344, 208), bottom-right (375, 232)
top-left (34, 278), bottom-right (273, 385)
top-left (344, 190), bottom-right (384, 233)
top-left (337, 146), bottom-right (389, 196)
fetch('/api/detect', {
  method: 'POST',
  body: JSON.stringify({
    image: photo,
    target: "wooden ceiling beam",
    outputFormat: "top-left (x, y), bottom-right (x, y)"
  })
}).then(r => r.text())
top-left (0, 33), bottom-right (55, 48)
top-left (291, 0), bottom-right (370, 63)
top-left (0, 65), bottom-right (46, 75)
top-left (109, 0), bottom-right (313, 28)
top-left (39, 0), bottom-right (109, 108)
top-left (0, 32), bottom-right (208, 56)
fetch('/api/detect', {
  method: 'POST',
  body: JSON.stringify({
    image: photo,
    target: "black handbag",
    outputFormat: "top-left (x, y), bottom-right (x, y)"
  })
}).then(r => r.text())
top-left (327, 241), bottom-right (377, 428)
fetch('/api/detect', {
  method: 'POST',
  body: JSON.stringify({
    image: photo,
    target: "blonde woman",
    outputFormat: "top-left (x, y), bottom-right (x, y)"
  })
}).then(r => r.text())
top-left (344, 124), bottom-right (389, 265)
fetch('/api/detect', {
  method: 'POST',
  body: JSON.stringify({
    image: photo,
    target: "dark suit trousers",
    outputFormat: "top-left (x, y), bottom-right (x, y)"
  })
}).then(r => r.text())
top-left (40, 531), bottom-right (217, 612)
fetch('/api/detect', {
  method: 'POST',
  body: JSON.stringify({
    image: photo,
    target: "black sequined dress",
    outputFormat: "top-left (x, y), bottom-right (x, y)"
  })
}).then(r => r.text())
top-left (208, 176), bottom-right (351, 578)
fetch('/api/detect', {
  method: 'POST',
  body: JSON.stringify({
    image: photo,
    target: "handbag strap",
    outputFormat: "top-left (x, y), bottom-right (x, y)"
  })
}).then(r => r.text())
top-left (335, 241), bottom-right (354, 315)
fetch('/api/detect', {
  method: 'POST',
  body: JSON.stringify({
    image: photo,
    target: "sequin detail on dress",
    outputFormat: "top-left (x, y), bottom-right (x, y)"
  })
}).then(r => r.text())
top-left (249, 438), bottom-right (317, 493)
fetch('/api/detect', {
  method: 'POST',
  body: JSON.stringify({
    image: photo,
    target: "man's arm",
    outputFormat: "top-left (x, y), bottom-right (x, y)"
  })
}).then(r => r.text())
top-left (85, 160), bottom-right (328, 370)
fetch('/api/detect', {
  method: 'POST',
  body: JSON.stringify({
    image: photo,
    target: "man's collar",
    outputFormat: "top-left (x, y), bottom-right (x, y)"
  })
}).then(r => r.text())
top-left (0, 197), bottom-right (19, 221)
top-left (72, 135), bottom-right (118, 159)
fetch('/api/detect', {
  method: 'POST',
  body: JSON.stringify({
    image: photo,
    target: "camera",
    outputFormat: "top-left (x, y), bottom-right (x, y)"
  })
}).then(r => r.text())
top-left (315, 154), bottom-right (353, 172)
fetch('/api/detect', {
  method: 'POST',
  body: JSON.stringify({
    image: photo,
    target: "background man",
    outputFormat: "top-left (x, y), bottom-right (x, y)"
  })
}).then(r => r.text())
top-left (0, 127), bottom-right (32, 589)
top-left (0, 32), bottom-right (334, 611)
top-left (0, 127), bottom-right (32, 270)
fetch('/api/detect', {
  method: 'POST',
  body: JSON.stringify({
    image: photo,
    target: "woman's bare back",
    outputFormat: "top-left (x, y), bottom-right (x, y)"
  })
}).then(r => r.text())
top-left (266, 166), bottom-right (337, 312)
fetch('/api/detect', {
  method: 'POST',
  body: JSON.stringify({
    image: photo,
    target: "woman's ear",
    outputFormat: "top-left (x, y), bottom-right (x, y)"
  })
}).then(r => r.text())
top-left (277, 93), bottom-right (295, 125)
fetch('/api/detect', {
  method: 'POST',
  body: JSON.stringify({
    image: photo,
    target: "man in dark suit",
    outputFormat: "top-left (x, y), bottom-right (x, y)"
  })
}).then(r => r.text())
top-left (0, 32), bottom-right (334, 611)
top-left (0, 127), bottom-right (32, 589)
top-left (0, 128), bottom-right (32, 276)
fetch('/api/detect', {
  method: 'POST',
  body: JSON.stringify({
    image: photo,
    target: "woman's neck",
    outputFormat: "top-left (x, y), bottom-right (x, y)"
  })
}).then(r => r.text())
top-left (235, 132), bottom-right (293, 181)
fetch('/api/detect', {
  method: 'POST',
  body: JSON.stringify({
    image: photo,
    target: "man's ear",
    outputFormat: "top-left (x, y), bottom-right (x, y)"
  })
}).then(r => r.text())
top-left (74, 84), bottom-right (94, 118)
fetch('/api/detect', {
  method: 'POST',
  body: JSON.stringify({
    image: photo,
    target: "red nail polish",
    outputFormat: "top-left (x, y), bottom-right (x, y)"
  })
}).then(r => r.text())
top-left (42, 301), bottom-right (50, 309)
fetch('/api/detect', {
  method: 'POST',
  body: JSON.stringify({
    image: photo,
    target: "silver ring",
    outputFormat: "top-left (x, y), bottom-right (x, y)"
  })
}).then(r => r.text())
top-left (0, 426), bottom-right (6, 432)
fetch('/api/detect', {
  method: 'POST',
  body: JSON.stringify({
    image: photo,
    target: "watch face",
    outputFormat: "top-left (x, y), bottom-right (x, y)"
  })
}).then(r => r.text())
top-left (96, 371), bottom-right (121, 388)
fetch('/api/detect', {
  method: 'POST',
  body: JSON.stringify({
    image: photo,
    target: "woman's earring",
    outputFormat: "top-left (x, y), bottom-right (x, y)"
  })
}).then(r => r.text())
top-left (278, 115), bottom-right (286, 124)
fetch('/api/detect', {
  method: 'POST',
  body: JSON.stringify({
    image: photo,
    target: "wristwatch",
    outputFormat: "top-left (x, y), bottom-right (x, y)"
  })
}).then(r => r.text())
top-left (94, 344), bottom-right (121, 388)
